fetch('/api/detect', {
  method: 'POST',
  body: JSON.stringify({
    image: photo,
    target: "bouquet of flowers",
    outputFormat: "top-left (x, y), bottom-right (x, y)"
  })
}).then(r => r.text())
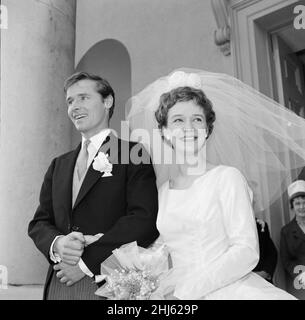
top-left (95, 241), bottom-right (171, 300)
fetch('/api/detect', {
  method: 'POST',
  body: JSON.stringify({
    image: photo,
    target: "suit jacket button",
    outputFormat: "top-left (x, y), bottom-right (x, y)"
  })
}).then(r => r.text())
top-left (72, 226), bottom-right (79, 231)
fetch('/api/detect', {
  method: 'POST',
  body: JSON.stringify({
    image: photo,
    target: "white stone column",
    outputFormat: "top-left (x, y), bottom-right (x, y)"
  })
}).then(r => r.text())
top-left (0, 0), bottom-right (76, 284)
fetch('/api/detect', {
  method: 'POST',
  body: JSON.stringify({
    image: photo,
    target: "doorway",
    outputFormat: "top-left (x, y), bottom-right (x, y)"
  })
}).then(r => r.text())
top-left (271, 27), bottom-right (305, 118)
top-left (73, 39), bottom-right (132, 147)
top-left (230, 0), bottom-right (305, 290)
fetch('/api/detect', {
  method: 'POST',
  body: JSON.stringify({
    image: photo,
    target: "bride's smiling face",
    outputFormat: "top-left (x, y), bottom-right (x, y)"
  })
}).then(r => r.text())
top-left (163, 100), bottom-right (208, 154)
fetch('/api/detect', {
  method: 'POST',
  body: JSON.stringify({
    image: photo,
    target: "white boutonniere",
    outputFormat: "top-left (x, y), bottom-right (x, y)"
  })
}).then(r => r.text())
top-left (92, 152), bottom-right (113, 177)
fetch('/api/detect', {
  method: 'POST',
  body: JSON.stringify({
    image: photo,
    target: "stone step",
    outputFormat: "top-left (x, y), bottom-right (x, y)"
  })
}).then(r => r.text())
top-left (0, 285), bottom-right (43, 300)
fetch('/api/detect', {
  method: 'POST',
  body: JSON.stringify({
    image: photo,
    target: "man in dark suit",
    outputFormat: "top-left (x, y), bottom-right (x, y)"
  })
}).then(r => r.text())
top-left (28, 72), bottom-right (159, 299)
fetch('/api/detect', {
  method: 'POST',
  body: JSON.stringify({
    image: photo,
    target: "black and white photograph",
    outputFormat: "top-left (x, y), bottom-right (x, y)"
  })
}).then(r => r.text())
top-left (1, 0), bottom-right (305, 304)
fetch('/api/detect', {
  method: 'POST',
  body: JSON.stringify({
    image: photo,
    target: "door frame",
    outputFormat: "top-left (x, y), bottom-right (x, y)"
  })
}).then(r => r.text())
top-left (229, 0), bottom-right (299, 96)
top-left (229, 0), bottom-right (301, 226)
top-left (229, 0), bottom-right (302, 235)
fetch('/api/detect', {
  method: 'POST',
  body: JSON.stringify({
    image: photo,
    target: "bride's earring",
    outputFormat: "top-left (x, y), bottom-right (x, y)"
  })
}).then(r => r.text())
top-left (163, 129), bottom-right (172, 142)
top-left (205, 128), bottom-right (208, 138)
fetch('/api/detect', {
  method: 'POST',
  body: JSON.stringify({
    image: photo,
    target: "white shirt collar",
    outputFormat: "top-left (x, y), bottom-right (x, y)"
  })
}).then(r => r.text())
top-left (81, 128), bottom-right (111, 152)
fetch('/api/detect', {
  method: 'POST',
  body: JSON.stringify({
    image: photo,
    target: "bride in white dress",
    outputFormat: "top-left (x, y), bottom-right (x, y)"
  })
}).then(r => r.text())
top-left (126, 70), bottom-right (305, 300)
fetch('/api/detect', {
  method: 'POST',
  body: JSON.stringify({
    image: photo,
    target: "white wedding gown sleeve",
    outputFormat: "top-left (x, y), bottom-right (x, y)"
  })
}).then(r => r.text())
top-left (157, 166), bottom-right (295, 300)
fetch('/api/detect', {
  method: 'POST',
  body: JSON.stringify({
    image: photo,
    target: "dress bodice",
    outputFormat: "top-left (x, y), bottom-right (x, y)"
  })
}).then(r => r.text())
top-left (157, 166), bottom-right (232, 270)
top-left (156, 166), bottom-right (294, 299)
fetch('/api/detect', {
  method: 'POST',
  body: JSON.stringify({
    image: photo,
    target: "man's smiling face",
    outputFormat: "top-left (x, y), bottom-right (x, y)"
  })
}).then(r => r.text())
top-left (66, 79), bottom-right (112, 138)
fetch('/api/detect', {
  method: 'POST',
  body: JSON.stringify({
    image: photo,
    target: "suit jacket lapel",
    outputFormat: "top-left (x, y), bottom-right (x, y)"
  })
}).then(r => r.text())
top-left (72, 163), bottom-right (101, 210)
top-left (56, 144), bottom-right (80, 217)
top-left (72, 133), bottom-right (120, 210)
top-left (291, 219), bottom-right (305, 242)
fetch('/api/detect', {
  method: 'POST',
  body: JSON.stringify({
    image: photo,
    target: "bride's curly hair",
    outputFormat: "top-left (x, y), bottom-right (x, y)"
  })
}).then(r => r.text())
top-left (155, 86), bottom-right (216, 139)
